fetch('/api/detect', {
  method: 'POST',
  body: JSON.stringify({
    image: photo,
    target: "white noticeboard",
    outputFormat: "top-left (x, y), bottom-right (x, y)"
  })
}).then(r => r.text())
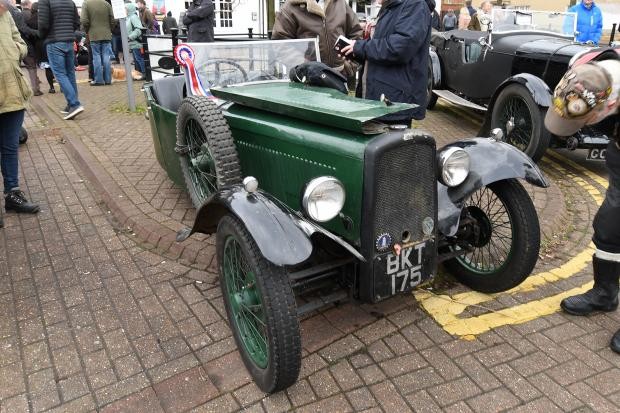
top-left (111, 0), bottom-right (127, 19)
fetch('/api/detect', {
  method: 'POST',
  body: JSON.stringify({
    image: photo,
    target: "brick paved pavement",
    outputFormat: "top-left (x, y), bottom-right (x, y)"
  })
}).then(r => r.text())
top-left (0, 80), bottom-right (617, 412)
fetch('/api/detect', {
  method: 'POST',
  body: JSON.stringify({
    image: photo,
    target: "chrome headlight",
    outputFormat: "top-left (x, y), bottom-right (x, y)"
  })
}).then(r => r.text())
top-left (302, 177), bottom-right (345, 222)
top-left (439, 148), bottom-right (470, 187)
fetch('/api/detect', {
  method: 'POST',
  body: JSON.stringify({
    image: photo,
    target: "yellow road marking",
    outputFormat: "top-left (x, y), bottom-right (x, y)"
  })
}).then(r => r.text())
top-left (415, 154), bottom-right (605, 336)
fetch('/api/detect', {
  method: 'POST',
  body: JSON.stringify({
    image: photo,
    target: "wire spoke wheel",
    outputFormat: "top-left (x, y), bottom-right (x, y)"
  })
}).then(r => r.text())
top-left (444, 179), bottom-right (540, 293)
top-left (217, 215), bottom-right (301, 393)
top-left (491, 84), bottom-right (550, 162)
top-left (176, 96), bottom-right (241, 208)
top-left (223, 236), bottom-right (269, 368)
top-left (454, 186), bottom-right (513, 274)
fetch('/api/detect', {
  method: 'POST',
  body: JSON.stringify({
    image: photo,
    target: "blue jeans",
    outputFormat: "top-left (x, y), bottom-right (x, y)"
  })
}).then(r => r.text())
top-left (0, 110), bottom-right (24, 193)
top-left (91, 41), bottom-right (113, 84)
top-left (132, 48), bottom-right (145, 74)
top-left (46, 41), bottom-right (81, 108)
top-left (111, 34), bottom-right (122, 61)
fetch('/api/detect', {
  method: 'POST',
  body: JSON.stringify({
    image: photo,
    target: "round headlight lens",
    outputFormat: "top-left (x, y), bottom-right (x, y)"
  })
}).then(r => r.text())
top-left (439, 148), bottom-right (470, 187)
top-left (302, 177), bottom-right (345, 222)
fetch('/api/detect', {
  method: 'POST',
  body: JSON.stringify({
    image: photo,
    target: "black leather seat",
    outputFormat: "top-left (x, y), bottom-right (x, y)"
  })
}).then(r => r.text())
top-left (152, 75), bottom-right (186, 113)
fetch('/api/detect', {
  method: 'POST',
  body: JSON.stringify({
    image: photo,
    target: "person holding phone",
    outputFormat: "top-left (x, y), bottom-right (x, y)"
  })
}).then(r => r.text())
top-left (272, 0), bottom-right (362, 86)
top-left (340, 0), bottom-right (434, 124)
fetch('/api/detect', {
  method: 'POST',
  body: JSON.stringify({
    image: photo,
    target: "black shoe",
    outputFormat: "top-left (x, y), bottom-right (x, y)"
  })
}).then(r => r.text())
top-left (90, 81), bottom-right (104, 86)
top-left (60, 105), bottom-right (70, 114)
top-left (33, 90), bottom-right (44, 96)
top-left (561, 256), bottom-right (619, 316)
top-left (63, 105), bottom-right (84, 120)
top-left (49, 87), bottom-right (56, 94)
top-left (611, 329), bottom-right (620, 354)
top-left (5, 190), bottom-right (40, 214)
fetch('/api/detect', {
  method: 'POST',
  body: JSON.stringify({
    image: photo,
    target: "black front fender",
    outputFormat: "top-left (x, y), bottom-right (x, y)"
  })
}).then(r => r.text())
top-left (177, 186), bottom-right (364, 267)
top-left (437, 138), bottom-right (549, 236)
top-left (480, 73), bottom-right (552, 135)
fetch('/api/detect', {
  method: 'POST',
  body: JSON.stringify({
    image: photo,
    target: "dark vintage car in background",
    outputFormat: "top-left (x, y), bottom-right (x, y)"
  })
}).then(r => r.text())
top-left (143, 39), bottom-right (548, 393)
top-left (428, 9), bottom-right (619, 161)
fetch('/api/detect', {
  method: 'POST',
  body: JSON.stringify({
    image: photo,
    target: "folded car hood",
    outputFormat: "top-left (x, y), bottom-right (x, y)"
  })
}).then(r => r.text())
top-left (210, 82), bottom-right (415, 135)
top-left (514, 37), bottom-right (591, 58)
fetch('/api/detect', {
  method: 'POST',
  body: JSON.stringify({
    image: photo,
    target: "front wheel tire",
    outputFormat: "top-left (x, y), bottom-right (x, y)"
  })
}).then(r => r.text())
top-left (444, 179), bottom-right (540, 293)
top-left (491, 84), bottom-right (550, 162)
top-left (217, 214), bottom-right (301, 393)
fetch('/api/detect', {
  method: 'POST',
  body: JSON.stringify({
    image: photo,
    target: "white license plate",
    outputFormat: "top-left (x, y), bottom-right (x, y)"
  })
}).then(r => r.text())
top-left (587, 148), bottom-right (606, 161)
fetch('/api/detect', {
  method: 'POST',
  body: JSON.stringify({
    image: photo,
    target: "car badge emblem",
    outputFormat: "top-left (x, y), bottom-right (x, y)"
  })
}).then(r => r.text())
top-left (376, 233), bottom-right (393, 252)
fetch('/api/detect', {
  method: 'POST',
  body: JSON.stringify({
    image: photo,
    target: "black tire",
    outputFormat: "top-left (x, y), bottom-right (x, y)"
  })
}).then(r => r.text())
top-left (176, 96), bottom-right (241, 208)
top-left (19, 127), bottom-right (28, 145)
top-left (427, 58), bottom-right (438, 110)
top-left (444, 179), bottom-right (540, 293)
top-left (491, 84), bottom-right (550, 162)
top-left (217, 214), bottom-right (301, 393)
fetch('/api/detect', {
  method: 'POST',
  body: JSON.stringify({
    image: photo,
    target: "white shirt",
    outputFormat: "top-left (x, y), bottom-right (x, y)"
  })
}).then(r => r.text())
top-left (317, 0), bottom-right (325, 10)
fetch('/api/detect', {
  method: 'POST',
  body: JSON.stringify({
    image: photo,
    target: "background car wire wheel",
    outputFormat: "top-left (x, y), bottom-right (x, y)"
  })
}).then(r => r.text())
top-left (217, 214), bottom-right (301, 393)
top-left (444, 179), bottom-right (540, 293)
top-left (491, 84), bottom-right (550, 161)
top-left (176, 96), bottom-right (241, 208)
top-left (19, 127), bottom-right (28, 145)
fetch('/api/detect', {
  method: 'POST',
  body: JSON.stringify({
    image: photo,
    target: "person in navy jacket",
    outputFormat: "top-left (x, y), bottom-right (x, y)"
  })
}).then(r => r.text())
top-left (568, 0), bottom-right (603, 45)
top-left (341, 0), bottom-right (433, 123)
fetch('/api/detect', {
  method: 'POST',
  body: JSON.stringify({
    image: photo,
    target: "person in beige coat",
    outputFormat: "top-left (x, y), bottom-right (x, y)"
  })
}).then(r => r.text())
top-left (0, 0), bottom-right (40, 228)
top-left (272, 0), bottom-right (362, 84)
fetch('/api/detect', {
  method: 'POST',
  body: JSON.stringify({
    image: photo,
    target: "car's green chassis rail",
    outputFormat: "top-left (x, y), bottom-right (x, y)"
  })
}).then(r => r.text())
top-left (211, 82), bottom-right (414, 134)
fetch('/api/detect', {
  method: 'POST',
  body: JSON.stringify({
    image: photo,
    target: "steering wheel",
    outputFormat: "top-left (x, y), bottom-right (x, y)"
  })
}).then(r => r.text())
top-left (202, 59), bottom-right (249, 85)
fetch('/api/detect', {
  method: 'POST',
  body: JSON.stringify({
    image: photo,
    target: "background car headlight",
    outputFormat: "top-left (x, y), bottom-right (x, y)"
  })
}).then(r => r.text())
top-left (439, 147), bottom-right (470, 187)
top-left (302, 177), bottom-right (345, 222)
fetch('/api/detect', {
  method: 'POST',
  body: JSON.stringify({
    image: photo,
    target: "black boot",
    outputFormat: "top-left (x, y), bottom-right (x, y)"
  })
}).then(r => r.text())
top-left (612, 329), bottom-right (620, 354)
top-left (561, 256), bottom-right (619, 316)
top-left (5, 190), bottom-right (40, 214)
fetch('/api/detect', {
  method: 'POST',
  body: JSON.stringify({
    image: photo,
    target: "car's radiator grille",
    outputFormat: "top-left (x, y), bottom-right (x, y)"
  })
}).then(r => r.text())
top-left (371, 142), bottom-right (436, 245)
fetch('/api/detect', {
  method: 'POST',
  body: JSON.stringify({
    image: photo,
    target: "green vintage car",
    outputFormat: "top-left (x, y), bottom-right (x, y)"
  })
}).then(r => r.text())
top-left (144, 39), bottom-right (548, 393)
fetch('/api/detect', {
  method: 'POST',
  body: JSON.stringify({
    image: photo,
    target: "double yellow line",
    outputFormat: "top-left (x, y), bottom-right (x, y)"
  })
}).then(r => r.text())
top-left (415, 151), bottom-right (607, 338)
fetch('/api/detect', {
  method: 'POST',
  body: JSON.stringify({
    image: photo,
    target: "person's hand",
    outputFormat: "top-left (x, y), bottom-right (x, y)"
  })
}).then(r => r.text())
top-left (340, 40), bottom-right (356, 57)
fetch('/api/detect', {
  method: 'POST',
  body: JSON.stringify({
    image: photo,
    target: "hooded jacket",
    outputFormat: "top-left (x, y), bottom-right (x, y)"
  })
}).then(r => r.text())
top-left (272, 0), bottom-right (362, 73)
top-left (0, 11), bottom-right (32, 115)
top-left (568, 1), bottom-right (603, 45)
top-left (182, 0), bottom-right (215, 43)
top-left (352, 0), bottom-right (432, 121)
top-left (125, 3), bottom-right (145, 50)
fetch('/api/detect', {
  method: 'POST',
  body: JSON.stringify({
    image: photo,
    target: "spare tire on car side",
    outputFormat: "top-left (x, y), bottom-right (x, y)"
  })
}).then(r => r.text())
top-left (176, 96), bottom-right (242, 208)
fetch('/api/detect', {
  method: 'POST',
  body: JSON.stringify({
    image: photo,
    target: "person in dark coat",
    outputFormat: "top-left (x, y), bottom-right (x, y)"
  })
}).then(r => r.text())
top-left (38, 0), bottom-right (84, 119)
top-left (341, 0), bottom-right (432, 123)
top-left (183, 0), bottom-right (214, 43)
top-left (162, 11), bottom-right (178, 35)
top-left (26, 1), bottom-right (56, 94)
top-left (10, 0), bottom-right (42, 95)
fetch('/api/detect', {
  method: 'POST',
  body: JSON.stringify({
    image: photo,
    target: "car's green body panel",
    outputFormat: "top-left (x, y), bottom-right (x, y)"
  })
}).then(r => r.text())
top-left (148, 101), bottom-right (185, 187)
top-left (145, 82), bottom-right (416, 245)
top-left (211, 82), bottom-right (413, 135)
top-left (224, 104), bottom-right (369, 244)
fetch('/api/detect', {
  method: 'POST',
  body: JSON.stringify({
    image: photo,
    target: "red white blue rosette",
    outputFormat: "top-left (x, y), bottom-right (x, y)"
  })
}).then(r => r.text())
top-left (174, 44), bottom-right (213, 98)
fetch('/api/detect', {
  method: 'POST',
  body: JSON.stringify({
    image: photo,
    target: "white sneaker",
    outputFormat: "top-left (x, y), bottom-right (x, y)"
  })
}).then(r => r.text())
top-left (63, 105), bottom-right (84, 120)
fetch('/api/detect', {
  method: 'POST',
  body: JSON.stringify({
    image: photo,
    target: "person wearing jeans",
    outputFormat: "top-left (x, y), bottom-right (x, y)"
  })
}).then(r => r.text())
top-left (0, 0), bottom-right (41, 228)
top-left (38, 0), bottom-right (84, 119)
top-left (81, 0), bottom-right (114, 85)
top-left (126, 2), bottom-right (145, 79)
top-left (46, 41), bottom-right (83, 118)
top-left (90, 41), bottom-right (113, 84)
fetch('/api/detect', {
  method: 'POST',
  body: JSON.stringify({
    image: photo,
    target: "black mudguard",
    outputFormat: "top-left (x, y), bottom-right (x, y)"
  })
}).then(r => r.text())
top-left (437, 138), bottom-right (549, 237)
top-left (177, 186), bottom-right (364, 267)
top-left (480, 73), bottom-right (552, 135)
